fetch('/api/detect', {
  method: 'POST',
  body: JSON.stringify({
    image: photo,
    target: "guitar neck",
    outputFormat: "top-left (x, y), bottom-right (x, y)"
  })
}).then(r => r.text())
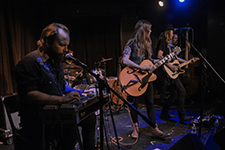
top-left (152, 53), bottom-right (173, 72)
top-left (152, 46), bottom-right (181, 71)
top-left (179, 59), bottom-right (193, 68)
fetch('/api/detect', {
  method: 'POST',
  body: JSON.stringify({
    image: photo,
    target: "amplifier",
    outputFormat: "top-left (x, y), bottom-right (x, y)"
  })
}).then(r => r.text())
top-left (42, 94), bottom-right (109, 125)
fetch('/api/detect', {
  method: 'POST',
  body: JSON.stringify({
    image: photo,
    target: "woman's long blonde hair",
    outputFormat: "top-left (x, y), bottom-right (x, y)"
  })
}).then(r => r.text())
top-left (125, 20), bottom-right (152, 56)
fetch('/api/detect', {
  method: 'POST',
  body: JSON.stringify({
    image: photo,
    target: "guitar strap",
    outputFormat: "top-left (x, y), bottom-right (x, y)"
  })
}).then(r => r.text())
top-left (165, 45), bottom-right (175, 84)
top-left (138, 73), bottom-right (151, 90)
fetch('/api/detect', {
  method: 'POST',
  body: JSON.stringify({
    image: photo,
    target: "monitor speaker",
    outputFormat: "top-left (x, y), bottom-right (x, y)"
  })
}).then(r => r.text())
top-left (169, 133), bottom-right (207, 150)
top-left (214, 119), bottom-right (225, 149)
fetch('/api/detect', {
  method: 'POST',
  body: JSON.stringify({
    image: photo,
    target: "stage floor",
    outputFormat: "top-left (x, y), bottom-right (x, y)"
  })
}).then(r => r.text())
top-left (0, 98), bottom-right (223, 150)
top-left (96, 99), bottom-right (222, 150)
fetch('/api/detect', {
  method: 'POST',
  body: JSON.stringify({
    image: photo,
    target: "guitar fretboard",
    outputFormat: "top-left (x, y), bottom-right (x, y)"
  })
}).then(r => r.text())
top-left (152, 53), bottom-right (173, 71)
top-left (152, 46), bottom-right (181, 71)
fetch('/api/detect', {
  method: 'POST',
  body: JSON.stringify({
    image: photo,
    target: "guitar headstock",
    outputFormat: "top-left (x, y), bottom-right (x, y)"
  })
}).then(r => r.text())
top-left (173, 46), bottom-right (182, 55)
top-left (191, 57), bottom-right (200, 63)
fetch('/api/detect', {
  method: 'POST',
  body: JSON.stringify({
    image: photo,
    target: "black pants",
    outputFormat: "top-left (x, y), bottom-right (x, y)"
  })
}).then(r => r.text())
top-left (160, 73), bottom-right (187, 118)
top-left (127, 82), bottom-right (156, 124)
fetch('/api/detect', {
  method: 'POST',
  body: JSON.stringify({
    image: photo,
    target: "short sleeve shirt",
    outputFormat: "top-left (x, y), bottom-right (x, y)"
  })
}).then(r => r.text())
top-left (156, 38), bottom-right (171, 56)
top-left (14, 50), bottom-right (65, 123)
top-left (126, 42), bottom-right (152, 65)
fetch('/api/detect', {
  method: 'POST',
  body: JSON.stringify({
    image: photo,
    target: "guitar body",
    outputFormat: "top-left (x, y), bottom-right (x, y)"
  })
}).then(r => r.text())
top-left (163, 60), bottom-right (185, 79)
top-left (119, 60), bottom-right (157, 97)
top-left (163, 57), bottom-right (199, 80)
top-left (119, 47), bottom-right (182, 97)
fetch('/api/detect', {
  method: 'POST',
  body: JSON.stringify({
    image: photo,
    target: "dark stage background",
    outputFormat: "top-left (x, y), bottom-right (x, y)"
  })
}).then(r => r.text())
top-left (0, 0), bottom-right (225, 102)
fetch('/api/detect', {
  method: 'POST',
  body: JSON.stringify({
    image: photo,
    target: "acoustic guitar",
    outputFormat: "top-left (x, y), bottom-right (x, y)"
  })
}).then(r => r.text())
top-left (119, 46), bottom-right (181, 97)
top-left (163, 57), bottom-right (199, 79)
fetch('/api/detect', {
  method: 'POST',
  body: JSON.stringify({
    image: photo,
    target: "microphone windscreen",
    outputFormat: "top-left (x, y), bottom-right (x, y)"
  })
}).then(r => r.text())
top-left (65, 53), bottom-right (72, 59)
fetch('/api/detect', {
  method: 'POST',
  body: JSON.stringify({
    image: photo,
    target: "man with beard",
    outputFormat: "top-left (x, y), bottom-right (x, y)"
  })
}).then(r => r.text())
top-left (14, 23), bottom-right (95, 150)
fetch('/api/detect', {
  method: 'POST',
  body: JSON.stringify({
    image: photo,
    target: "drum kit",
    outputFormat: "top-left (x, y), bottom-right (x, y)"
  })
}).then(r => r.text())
top-left (81, 57), bottom-right (126, 105)
top-left (87, 57), bottom-right (114, 84)
top-left (70, 57), bottom-right (125, 107)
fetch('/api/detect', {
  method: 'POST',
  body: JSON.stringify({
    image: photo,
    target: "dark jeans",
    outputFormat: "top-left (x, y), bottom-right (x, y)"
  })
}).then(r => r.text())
top-left (160, 73), bottom-right (186, 118)
top-left (128, 82), bottom-right (156, 124)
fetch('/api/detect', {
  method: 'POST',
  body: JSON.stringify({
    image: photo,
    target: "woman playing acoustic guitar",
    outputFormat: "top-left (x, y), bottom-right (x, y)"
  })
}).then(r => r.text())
top-left (121, 20), bottom-right (170, 139)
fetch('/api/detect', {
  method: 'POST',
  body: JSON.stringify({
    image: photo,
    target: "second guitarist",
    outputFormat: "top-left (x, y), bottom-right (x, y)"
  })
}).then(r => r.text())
top-left (156, 24), bottom-right (194, 123)
top-left (122, 20), bottom-right (170, 139)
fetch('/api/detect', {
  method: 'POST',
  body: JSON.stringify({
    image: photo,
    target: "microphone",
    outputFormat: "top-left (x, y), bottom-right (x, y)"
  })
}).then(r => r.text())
top-left (174, 27), bottom-right (191, 31)
top-left (174, 28), bottom-right (180, 31)
top-left (174, 27), bottom-right (191, 33)
top-left (65, 53), bottom-right (88, 68)
top-left (180, 27), bottom-right (191, 30)
top-left (174, 28), bottom-right (181, 33)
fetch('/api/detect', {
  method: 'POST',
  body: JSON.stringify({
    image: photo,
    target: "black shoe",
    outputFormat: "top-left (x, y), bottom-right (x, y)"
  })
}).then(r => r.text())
top-left (179, 116), bottom-right (194, 123)
top-left (160, 113), bottom-right (175, 120)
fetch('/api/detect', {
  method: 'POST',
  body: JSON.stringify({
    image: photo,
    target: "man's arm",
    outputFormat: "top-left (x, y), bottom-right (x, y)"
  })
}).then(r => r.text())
top-left (25, 90), bottom-right (80, 105)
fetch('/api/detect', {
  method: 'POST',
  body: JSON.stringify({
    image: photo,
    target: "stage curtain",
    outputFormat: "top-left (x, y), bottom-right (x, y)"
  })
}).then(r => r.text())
top-left (0, 2), bottom-right (121, 96)
top-left (0, 2), bottom-right (37, 95)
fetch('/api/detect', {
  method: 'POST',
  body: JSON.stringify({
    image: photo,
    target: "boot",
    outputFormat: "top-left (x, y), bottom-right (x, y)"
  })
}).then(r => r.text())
top-left (131, 122), bottom-right (139, 139)
top-left (150, 125), bottom-right (170, 139)
top-left (160, 112), bottom-right (175, 120)
top-left (179, 115), bottom-right (194, 123)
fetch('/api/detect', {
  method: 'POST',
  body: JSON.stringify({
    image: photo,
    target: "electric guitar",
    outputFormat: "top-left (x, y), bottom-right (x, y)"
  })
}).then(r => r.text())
top-left (119, 46), bottom-right (181, 97)
top-left (163, 57), bottom-right (199, 79)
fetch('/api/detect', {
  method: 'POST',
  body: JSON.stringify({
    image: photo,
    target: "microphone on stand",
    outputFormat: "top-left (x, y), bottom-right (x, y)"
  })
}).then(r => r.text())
top-left (174, 28), bottom-right (180, 31)
top-left (65, 53), bottom-right (88, 69)
top-left (174, 28), bottom-right (181, 33)
top-left (174, 27), bottom-right (191, 33)
top-left (181, 27), bottom-right (191, 30)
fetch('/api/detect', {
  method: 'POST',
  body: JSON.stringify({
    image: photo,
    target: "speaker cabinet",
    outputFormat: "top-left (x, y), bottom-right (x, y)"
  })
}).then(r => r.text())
top-left (169, 133), bottom-right (207, 150)
top-left (214, 119), bottom-right (225, 149)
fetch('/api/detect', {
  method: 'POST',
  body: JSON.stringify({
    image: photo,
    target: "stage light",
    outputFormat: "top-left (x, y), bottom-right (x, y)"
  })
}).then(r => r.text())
top-left (179, 0), bottom-right (185, 2)
top-left (158, 0), bottom-right (164, 7)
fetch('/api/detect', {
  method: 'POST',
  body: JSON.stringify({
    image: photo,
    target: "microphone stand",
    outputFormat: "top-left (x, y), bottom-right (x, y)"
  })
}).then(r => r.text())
top-left (180, 30), bottom-right (225, 139)
top-left (71, 57), bottom-right (157, 150)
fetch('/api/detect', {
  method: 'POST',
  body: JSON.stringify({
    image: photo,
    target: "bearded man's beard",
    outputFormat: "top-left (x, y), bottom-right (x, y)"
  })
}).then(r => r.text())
top-left (46, 48), bottom-right (64, 63)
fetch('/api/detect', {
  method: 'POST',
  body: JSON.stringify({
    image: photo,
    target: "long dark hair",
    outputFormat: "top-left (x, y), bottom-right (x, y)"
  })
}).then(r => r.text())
top-left (124, 20), bottom-right (152, 57)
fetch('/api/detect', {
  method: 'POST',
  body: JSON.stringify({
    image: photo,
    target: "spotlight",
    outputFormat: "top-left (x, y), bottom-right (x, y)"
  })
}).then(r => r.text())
top-left (179, 0), bottom-right (185, 2)
top-left (158, 0), bottom-right (164, 7)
